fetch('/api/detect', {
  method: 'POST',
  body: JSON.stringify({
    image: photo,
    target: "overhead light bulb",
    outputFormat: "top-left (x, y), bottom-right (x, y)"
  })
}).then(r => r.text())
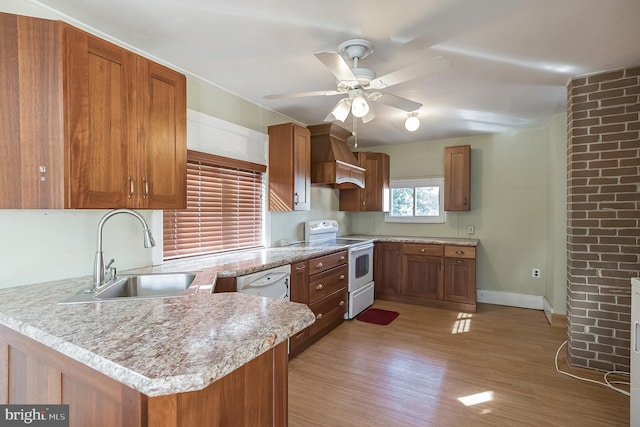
top-left (405, 112), bottom-right (420, 132)
top-left (351, 95), bottom-right (369, 118)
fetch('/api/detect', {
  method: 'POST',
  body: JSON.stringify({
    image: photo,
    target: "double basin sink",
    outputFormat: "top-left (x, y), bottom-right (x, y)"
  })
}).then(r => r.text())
top-left (61, 272), bottom-right (200, 304)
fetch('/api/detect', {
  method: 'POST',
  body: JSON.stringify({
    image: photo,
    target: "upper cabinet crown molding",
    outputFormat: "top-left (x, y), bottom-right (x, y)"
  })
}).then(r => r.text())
top-left (444, 144), bottom-right (471, 211)
top-left (0, 12), bottom-right (187, 209)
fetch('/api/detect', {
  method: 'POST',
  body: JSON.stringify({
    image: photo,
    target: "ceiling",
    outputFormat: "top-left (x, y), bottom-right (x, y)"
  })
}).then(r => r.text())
top-left (32, 0), bottom-right (640, 147)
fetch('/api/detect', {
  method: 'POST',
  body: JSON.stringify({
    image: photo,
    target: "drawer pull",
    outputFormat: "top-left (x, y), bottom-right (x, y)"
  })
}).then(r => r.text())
top-left (296, 265), bottom-right (305, 271)
top-left (420, 248), bottom-right (425, 253)
top-left (339, 274), bottom-right (345, 280)
top-left (316, 262), bottom-right (324, 268)
top-left (316, 283), bottom-right (323, 290)
top-left (340, 255), bottom-right (346, 261)
top-left (339, 300), bottom-right (345, 306)
top-left (455, 250), bottom-right (465, 255)
top-left (456, 259), bottom-right (464, 263)
top-left (316, 313), bottom-right (323, 320)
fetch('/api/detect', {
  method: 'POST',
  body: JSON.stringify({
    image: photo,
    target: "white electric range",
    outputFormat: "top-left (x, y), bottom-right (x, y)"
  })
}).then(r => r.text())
top-left (299, 220), bottom-right (374, 319)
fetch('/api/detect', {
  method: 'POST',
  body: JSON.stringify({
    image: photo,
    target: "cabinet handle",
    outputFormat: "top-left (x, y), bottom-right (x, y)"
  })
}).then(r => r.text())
top-left (464, 197), bottom-right (468, 206)
top-left (316, 283), bottom-right (323, 290)
top-left (316, 313), bottom-right (323, 320)
top-left (420, 248), bottom-right (425, 253)
top-left (455, 250), bottom-right (465, 255)
top-left (339, 300), bottom-right (345, 306)
top-left (339, 274), bottom-right (345, 280)
top-left (128, 176), bottom-right (134, 199)
top-left (316, 262), bottom-right (323, 268)
top-left (294, 192), bottom-right (299, 205)
top-left (143, 177), bottom-right (149, 199)
top-left (296, 265), bottom-right (305, 271)
top-left (340, 256), bottom-right (346, 261)
top-left (456, 259), bottom-right (464, 263)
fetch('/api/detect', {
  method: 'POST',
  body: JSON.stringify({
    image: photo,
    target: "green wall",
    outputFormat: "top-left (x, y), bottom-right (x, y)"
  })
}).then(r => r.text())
top-left (349, 118), bottom-right (567, 314)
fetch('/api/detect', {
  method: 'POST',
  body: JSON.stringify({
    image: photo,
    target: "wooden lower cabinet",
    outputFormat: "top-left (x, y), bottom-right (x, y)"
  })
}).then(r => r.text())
top-left (0, 324), bottom-right (288, 427)
top-left (289, 251), bottom-right (348, 358)
top-left (374, 242), bottom-right (477, 312)
top-left (374, 242), bottom-right (402, 298)
top-left (444, 245), bottom-right (477, 306)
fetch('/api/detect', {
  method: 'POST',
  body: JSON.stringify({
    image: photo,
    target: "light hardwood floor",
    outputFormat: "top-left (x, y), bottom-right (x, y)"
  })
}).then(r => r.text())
top-left (288, 300), bottom-right (629, 427)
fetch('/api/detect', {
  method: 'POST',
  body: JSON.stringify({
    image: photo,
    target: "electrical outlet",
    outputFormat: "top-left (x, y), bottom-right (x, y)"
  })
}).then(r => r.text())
top-left (467, 225), bottom-right (475, 235)
top-left (532, 268), bottom-right (541, 278)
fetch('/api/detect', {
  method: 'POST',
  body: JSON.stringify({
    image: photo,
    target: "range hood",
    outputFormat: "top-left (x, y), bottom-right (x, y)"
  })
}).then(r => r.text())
top-left (308, 123), bottom-right (365, 189)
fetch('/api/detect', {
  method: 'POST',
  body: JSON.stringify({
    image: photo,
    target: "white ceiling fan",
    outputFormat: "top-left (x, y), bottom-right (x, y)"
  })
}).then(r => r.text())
top-left (264, 39), bottom-right (451, 130)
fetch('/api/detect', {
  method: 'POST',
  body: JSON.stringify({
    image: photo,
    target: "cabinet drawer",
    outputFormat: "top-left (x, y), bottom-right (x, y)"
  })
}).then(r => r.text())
top-left (444, 245), bottom-right (476, 259)
top-left (308, 250), bottom-right (348, 275)
top-left (308, 264), bottom-right (348, 304)
top-left (309, 288), bottom-right (348, 337)
top-left (403, 243), bottom-right (443, 257)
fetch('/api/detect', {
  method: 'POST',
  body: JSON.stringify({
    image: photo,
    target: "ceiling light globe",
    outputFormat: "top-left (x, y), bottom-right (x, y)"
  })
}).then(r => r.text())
top-left (351, 96), bottom-right (369, 118)
top-left (405, 115), bottom-right (420, 132)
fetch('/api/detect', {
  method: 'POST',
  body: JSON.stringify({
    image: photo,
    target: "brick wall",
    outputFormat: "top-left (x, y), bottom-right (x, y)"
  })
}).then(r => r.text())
top-left (566, 67), bottom-right (640, 372)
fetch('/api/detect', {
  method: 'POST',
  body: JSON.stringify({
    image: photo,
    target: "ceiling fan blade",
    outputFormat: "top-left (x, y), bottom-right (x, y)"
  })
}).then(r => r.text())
top-left (264, 89), bottom-right (341, 100)
top-left (373, 93), bottom-right (423, 112)
top-left (315, 51), bottom-right (359, 86)
top-left (367, 56), bottom-right (451, 89)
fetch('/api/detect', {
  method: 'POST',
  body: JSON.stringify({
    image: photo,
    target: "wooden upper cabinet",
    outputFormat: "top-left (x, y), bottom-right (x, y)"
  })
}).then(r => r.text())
top-left (135, 58), bottom-right (187, 209)
top-left (268, 123), bottom-right (311, 211)
top-left (64, 26), bottom-right (137, 208)
top-left (65, 26), bottom-right (186, 209)
top-left (444, 145), bottom-right (471, 211)
top-left (0, 13), bottom-right (65, 208)
top-left (339, 152), bottom-right (390, 212)
top-left (0, 12), bottom-right (186, 209)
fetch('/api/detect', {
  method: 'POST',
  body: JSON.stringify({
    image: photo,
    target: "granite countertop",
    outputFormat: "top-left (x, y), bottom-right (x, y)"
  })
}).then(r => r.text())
top-left (348, 234), bottom-right (479, 246)
top-left (0, 248), bottom-right (328, 397)
top-left (0, 236), bottom-right (476, 398)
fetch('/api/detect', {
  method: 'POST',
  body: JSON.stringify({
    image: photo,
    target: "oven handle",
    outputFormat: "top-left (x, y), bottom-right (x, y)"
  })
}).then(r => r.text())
top-left (349, 242), bottom-right (374, 252)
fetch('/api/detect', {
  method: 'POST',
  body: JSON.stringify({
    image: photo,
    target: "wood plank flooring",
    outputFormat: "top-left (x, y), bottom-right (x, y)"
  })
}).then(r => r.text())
top-left (288, 300), bottom-right (629, 427)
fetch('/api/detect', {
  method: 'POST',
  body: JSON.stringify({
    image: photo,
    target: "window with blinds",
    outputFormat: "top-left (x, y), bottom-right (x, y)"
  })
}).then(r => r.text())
top-left (163, 150), bottom-right (266, 260)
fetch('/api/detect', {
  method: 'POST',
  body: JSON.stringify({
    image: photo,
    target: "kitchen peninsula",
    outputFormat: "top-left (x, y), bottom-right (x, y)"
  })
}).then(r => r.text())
top-left (0, 247), bottom-right (328, 427)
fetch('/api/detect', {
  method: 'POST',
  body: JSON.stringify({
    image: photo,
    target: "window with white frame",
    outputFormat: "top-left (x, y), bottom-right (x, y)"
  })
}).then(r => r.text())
top-left (385, 178), bottom-right (446, 223)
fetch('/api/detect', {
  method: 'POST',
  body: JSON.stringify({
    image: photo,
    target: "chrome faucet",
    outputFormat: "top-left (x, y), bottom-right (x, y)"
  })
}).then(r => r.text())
top-left (93, 209), bottom-right (156, 291)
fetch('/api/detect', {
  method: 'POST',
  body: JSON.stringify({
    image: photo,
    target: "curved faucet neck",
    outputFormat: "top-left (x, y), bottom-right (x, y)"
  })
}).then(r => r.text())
top-left (94, 209), bottom-right (156, 290)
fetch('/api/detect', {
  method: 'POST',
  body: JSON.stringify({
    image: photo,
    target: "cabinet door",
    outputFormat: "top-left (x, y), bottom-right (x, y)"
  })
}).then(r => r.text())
top-left (292, 124), bottom-right (311, 210)
top-left (268, 123), bottom-right (311, 211)
top-left (64, 26), bottom-right (136, 209)
top-left (136, 58), bottom-right (186, 209)
top-left (444, 258), bottom-right (476, 304)
top-left (402, 254), bottom-right (443, 300)
top-left (444, 145), bottom-right (470, 211)
top-left (360, 152), bottom-right (389, 211)
top-left (374, 242), bottom-right (402, 297)
top-left (0, 13), bottom-right (64, 209)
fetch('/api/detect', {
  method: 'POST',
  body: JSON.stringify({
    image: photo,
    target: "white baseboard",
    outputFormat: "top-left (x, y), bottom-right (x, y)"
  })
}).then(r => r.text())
top-left (476, 289), bottom-right (544, 310)
top-left (543, 297), bottom-right (553, 324)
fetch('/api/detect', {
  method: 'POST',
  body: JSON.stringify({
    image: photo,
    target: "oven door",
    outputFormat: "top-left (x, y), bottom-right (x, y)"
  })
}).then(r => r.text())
top-left (349, 243), bottom-right (374, 291)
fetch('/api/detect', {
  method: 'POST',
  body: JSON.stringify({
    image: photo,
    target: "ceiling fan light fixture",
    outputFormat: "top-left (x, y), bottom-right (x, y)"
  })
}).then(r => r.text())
top-left (329, 98), bottom-right (351, 122)
top-left (350, 89), bottom-right (370, 118)
top-left (405, 112), bottom-right (420, 132)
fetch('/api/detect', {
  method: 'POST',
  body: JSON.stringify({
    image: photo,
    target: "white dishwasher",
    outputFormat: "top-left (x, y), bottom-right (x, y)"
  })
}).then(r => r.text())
top-left (236, 264), bottom-right (291, 301)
